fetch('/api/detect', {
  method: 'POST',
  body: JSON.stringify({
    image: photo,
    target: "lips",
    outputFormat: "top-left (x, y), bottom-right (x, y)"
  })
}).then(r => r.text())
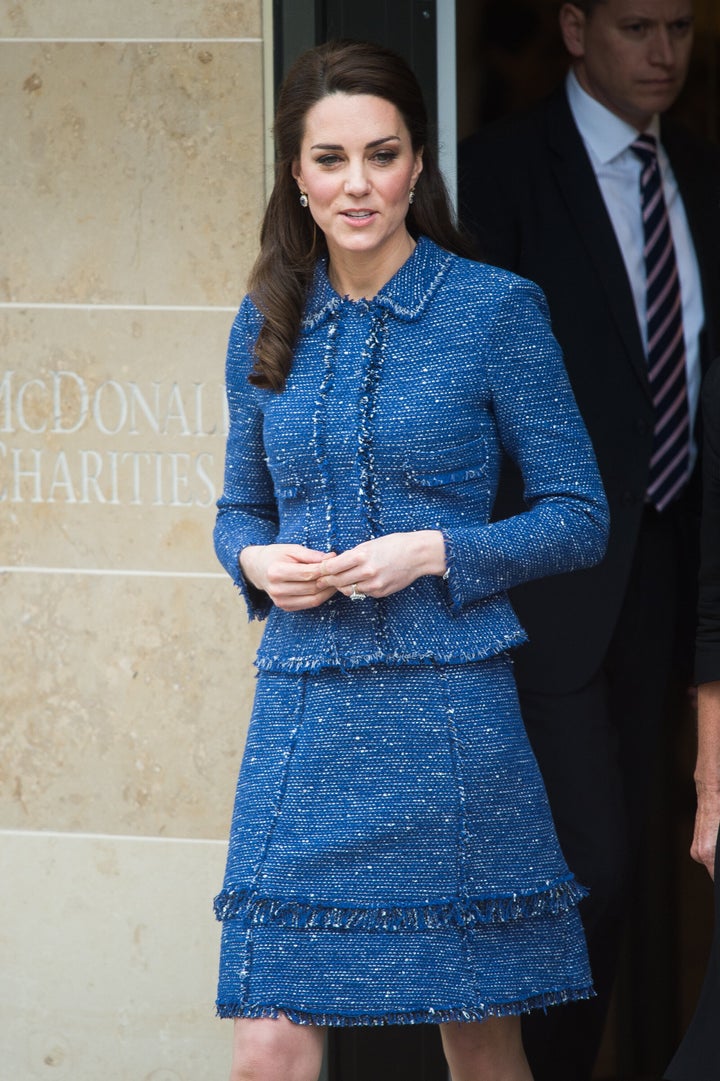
top-left (342, 210), bottom-right (375, 219)
top-left (640, 78), bottom-right (677, 88)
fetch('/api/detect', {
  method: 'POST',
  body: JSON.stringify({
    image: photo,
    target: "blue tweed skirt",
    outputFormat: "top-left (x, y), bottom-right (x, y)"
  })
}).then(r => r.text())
top-left (215, 654), bottom-right (593, 1025)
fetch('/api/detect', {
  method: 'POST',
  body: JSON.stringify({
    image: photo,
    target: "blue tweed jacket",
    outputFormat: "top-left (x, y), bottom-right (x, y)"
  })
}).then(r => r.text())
top-left (215, 237), bottom-right (609, 672)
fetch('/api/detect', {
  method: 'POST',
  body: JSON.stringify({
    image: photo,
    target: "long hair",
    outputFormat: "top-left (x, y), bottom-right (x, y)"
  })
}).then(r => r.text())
top-left (248, 39), bottom-right (475, 391)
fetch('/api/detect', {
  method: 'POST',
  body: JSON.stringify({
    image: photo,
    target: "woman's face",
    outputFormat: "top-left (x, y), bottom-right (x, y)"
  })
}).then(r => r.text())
top-left (292, 92), bottom-right (423, 272)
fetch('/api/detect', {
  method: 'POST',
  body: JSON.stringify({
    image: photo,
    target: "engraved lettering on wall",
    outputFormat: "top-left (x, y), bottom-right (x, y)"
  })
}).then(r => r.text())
top-left (0, 370), bottom-right (228, 507)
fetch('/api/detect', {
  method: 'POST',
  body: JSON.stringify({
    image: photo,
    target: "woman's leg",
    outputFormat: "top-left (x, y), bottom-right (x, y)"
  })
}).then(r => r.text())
top-left (228, 1015), bottom-right (326, 1081)
top-left (440, 1016), bottom-right (533, 1081)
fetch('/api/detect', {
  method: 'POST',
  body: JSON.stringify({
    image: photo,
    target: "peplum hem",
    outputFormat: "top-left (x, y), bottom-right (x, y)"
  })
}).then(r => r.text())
top-left (252, 633), bottom-right (528, 674)
top-left (214, 875), bottom-right (588, 930)
top-left (216, 985), bottom-right (596, 1024)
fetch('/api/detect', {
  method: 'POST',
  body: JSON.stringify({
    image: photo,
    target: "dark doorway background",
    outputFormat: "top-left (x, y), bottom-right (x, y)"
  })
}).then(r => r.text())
top-left (271, 2), bottom-right (720, 1078)
top-left (456, 0), bottom-right (719, 143)
top-left (272, 0), bottom-right (439, 143)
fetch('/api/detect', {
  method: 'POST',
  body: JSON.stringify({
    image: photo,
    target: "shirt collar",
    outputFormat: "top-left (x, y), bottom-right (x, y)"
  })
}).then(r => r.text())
top-left (565, 68), bottom-right (661, 164)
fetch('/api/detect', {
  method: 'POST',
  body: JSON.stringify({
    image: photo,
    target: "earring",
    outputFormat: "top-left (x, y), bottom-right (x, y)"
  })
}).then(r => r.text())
top-left (299, 192), bottom-right (309, 208)
top-left (409, 187), bottom-right (416, 205)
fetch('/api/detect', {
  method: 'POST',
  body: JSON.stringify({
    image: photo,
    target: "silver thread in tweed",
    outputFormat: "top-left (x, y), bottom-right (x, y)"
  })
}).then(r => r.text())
top-left (213, 237), bottom-right (609, 1025)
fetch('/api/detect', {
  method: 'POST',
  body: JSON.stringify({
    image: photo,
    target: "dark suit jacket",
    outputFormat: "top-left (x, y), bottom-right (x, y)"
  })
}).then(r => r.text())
top-left (696, 356), bottom-right (720, 684)
top-left (458, 85), bottom-right (720, 694)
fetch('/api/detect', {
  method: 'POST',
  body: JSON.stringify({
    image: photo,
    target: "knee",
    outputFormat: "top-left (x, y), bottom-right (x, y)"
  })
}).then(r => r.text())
top-left (229, 1026), bottom-right (276, 1081)
top-left (441, 1016), bottom-right (528, 1079)
top-left (228, 1016), bottom-right (323, 1081)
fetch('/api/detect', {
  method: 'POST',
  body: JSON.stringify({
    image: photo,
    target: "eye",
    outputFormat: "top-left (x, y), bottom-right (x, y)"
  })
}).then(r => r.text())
top-left (670, 17), bottom-right (693, 36)
top-left (315, 153), bottom-right (342, 167)
top-left (619, 18), bottom-right (650, 36)
top-left (372, 149), bottom-right (399, 165)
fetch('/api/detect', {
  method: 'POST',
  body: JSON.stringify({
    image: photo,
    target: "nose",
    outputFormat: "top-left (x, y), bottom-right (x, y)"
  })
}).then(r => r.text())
top-left (344, 159), bottom-right (371, 197)
top-left (649, 26), bottom-right (676, 66)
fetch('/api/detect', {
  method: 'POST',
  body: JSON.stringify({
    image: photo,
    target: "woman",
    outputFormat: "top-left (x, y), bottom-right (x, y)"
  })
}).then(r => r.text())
top-left (213, 39), bottom-right (609, 1081)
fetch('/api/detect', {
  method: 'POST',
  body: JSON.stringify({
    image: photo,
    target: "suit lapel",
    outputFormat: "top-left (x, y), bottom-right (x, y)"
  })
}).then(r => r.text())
top-left (544, 90), bottom-right (652, 401)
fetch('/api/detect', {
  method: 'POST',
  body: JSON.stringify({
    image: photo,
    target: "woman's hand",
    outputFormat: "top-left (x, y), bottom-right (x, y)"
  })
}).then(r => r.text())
top-left (316, 530), bottom-right (446, 600)
top-left (240, 544), bottom-right (337, 611)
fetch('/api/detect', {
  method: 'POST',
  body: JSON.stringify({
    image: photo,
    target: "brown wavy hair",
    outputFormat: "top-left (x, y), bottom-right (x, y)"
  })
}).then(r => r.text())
top-left (248, 39), bottom-right (476, 391)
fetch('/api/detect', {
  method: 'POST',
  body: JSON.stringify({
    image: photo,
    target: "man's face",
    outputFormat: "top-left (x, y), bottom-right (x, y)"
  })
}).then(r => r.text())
top-left (560, 0), bottom-right (694, 129)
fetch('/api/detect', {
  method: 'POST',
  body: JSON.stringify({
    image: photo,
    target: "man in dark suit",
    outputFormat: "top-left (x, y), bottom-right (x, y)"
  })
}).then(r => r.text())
top-left (458, 2), bottom-right (720, 1078)
top-left (666, 357), bottom-right (720, 1080)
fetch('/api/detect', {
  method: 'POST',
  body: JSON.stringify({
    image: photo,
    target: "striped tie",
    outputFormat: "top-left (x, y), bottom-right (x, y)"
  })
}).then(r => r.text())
top-left (631, 133), bottom-right (690, 511)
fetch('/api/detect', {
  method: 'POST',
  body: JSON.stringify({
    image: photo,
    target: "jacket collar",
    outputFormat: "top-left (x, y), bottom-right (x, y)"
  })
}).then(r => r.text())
top-left (565, 68), bottom-right (661, 166)
top-left (301, 236), bottom-right (455, 331)
top-left (546, 85), bottom-right (651, 401)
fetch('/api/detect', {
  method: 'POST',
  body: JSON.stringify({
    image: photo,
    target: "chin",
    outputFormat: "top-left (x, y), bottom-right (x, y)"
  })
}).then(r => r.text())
top-left (640, 87), bottom-right (681, 114)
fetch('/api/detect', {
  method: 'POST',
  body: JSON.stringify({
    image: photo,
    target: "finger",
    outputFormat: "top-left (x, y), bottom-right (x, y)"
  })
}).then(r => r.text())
top-left (276, 587), bottom-right (337, 611)
top-left (343, 582), bottom-right (374, 600)
top-left (290, 548), bottom-right (336, 564)
top-left (268, 563), bottom-right (327, 585)
top-left (691, 833), bottom-right (717, 877)
top-left (267, 580), bottom-right (330, 607)
top-left (276, 582), bottom-right (331, 600)
top-left (314, 575), bottom-right (342, 592)
top-left (327, 579), bottom-right (375, 599)
top-left (316, 573), bottom-right (367, 591)
top-left (314, 574), bottom-right (368, 598)
top-left (320, 551), bottom-right (362, 577)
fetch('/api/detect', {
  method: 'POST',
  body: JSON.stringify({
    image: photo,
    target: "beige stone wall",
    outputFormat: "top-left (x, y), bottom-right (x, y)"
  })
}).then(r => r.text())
top-left (1, 3), bottom-right (267, 1077)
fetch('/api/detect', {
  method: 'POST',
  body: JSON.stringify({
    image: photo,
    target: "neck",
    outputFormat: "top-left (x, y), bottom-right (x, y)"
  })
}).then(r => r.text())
top-left (572, 64), bottom-right (654, 132)
top-left (327, 231), bottom-right (416, 301)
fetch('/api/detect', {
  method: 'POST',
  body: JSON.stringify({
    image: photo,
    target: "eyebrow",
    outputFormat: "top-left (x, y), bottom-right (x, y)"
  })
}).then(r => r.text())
top-left (310, 135), bottom-right (401, 151)
top-left (618, 11), bottom-right (693, 22)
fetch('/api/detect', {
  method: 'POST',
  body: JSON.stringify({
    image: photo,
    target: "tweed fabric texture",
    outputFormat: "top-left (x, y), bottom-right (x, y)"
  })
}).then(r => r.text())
top-left (216, 660), bottom-right (593, 1022)
top-left (214, 238), bottom-right (608, 1024)
top-left (214, 237), bottom-right (609, 672)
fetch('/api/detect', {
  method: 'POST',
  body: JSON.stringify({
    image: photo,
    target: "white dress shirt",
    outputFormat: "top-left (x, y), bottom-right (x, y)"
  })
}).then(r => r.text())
top-left (566, 68), bottom-right (704, 458)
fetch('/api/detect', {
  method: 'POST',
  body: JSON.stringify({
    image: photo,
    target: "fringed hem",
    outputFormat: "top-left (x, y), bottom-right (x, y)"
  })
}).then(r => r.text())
top-left (214, 875), bottom-right (588, 928)
top-left (232, 569), bottom-right (271, 623)
top-left (215, 985), bottom-right (596, 1025)
top-left (252, 634), bottom-right (529, 674)
top-left (441, 527), bottom-right (463, 615)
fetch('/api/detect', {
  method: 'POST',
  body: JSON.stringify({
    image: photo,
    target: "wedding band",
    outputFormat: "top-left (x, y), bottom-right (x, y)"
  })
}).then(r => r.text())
top-left (349, 584), bottom-right (367, 601)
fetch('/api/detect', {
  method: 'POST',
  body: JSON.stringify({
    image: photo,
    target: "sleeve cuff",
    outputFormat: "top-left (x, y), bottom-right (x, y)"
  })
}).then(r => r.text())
top-left (441, 529), bottom-right (464, 615)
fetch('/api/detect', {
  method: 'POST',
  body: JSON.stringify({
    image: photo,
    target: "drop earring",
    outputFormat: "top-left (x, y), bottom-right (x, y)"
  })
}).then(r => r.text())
top-left (409, 187), bottom-right (415, 205)
top-left (299, 191), bottom-right (309, 208)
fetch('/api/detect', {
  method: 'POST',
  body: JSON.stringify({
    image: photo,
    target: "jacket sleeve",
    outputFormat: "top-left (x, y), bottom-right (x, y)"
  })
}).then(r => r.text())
top-left (696, 356), bottom-right (720, 684)
top-left (443, 278), bottom-right (609, 613)
top-left (213, 297), bottom-right (278, 620)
